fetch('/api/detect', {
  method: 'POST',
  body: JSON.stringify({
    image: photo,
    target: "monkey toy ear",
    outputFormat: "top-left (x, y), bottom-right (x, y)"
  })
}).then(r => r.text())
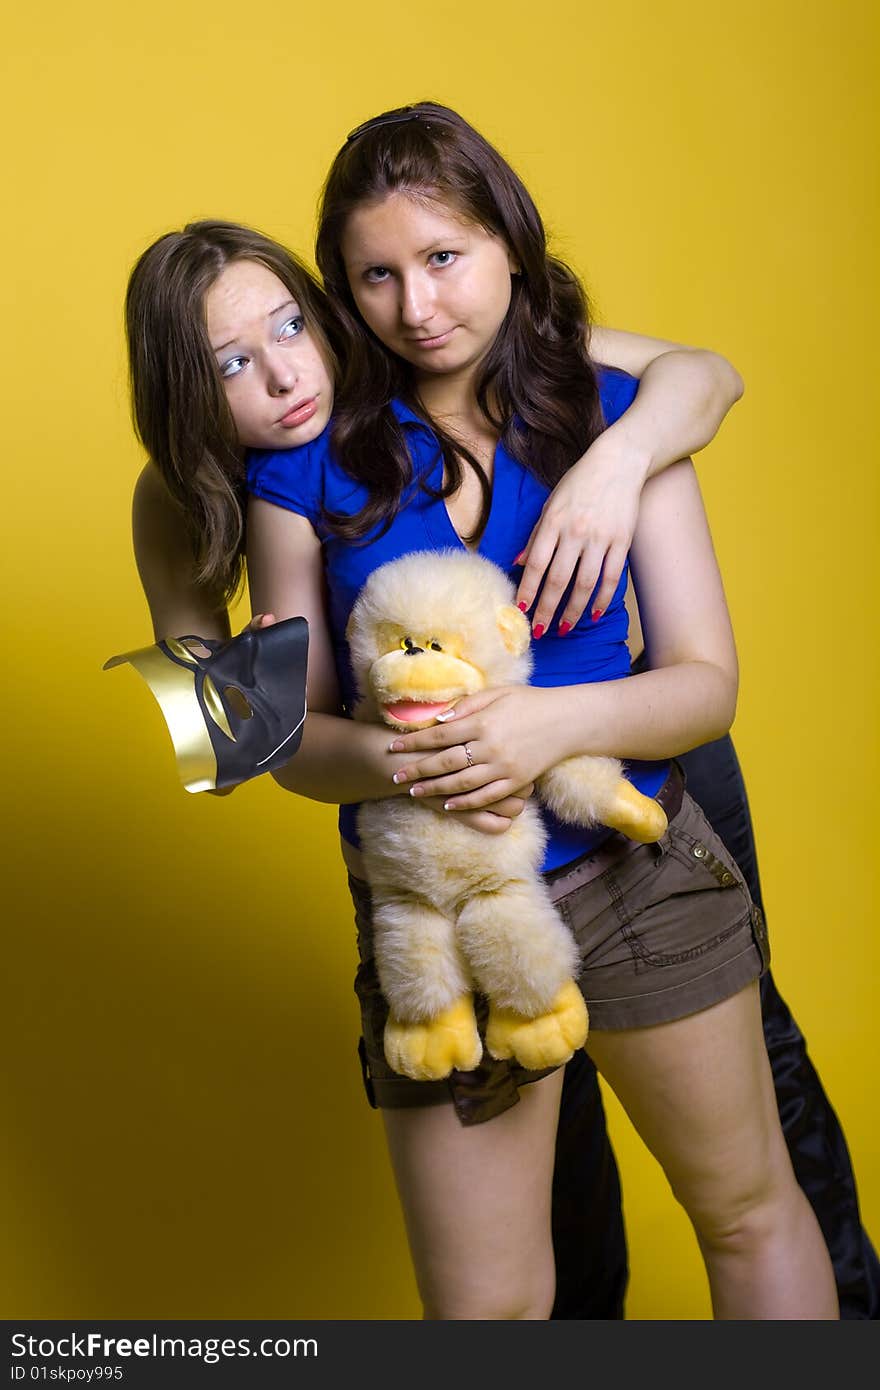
top-left (496, 604), bottom-right (531, 656)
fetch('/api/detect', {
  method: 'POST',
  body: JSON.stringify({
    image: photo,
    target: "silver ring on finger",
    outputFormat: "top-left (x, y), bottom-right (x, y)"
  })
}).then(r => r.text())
top-left (463, 743), bottom-right (475, 768)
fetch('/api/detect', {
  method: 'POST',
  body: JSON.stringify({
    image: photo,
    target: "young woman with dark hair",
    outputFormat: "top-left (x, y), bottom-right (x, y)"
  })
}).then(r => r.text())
top-left (240, 102), bottom-right (839, 1317)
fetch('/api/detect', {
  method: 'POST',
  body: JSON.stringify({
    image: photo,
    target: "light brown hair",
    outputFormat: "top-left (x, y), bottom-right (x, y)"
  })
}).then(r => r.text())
top-left (125, 220), bottom-right (339, 601)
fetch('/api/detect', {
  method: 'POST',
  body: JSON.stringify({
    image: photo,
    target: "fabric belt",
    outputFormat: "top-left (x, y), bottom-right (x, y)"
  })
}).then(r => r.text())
top-left (545, 760), bottom-right (685, 900)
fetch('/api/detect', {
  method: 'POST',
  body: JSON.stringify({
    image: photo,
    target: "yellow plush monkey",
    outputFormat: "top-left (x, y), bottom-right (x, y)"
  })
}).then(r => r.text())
top-left (346, 550), bottom-right (667, 1083)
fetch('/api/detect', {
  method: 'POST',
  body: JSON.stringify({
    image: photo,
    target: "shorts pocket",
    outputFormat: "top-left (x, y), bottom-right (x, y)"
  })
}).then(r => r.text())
top-left (605, 833), bottom-right (754, 970)
top-left (665, 822), bottom-right (745, 890)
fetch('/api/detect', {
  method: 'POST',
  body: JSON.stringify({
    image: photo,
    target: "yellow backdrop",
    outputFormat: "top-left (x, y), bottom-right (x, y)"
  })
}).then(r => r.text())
top-left (3, 0), bottom-right (876, 1320)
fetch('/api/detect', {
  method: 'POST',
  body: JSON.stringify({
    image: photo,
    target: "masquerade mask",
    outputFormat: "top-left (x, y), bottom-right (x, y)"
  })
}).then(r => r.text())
top-left (104, 618), bottom-right (309, 793)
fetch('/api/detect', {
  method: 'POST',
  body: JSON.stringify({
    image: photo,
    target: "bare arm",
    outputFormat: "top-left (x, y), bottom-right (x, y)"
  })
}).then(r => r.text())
top-left (556, 456), bottom-right (739, 761)
top-left (132, 463), bottom-right (231, 642)
top-left (515, 326), bottom-right (744, 635)
top-left (589, 324), bottom-right (745, 461)
top-left (246, 496), bottom-right (399, 804)
top-left (387, 460), bottom-right (738, 805)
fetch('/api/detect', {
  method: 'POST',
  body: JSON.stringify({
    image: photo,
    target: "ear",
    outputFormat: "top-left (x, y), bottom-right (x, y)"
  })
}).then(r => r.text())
top-left (496, 604), bottom-right (530, 656)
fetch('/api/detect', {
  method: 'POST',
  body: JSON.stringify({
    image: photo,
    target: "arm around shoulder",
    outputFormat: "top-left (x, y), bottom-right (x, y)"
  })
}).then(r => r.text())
top-left (590, 324), bottom-right (744, 408)
top-left (590, 326), bottom-right (744, 471)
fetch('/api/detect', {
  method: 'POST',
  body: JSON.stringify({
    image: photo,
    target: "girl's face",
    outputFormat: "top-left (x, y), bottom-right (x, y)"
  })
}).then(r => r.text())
top-left (340, 192), bottom-right (519, 387)
top-left (205, 260), bottom-right (334, 450)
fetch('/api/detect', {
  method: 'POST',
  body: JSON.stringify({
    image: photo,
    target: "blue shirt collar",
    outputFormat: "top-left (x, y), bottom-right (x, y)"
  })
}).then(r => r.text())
top-left (390, 397), bottom-right (435, 433)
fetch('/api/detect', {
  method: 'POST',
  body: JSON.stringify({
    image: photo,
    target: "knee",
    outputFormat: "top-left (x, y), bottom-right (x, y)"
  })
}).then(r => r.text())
top-left (422, 1270), bottom-right (556, 1321)
top-left (683, 1170), bottom-right (800, 1257)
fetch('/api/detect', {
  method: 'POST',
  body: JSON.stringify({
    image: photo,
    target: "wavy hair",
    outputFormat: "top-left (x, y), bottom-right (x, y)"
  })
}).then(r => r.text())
top-left (125, 219), bottom-right (339, 602)
top-left (315, 101), bottom-right (604, 543)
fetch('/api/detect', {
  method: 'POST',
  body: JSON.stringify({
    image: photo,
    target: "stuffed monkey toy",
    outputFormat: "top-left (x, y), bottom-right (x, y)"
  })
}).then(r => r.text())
top-left (346, 550), bottom-right (667, 1082)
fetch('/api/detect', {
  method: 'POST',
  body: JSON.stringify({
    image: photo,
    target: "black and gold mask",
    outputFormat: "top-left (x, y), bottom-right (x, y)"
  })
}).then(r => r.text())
top-left (104, 618), bottom-right (309, 792)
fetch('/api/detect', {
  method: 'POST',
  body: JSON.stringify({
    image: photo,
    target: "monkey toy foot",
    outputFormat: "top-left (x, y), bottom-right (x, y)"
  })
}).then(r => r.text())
top-left (607, 778), bottom-right (669, 844)
top-left (384, 994), bottom-right (483, 1081)
top-left (485, 980), bottom-right (589, 1070)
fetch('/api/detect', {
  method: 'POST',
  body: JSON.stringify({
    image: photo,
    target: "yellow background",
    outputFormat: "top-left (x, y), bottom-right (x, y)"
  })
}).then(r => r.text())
top-left (3, 0), bottom-right (877, 1320)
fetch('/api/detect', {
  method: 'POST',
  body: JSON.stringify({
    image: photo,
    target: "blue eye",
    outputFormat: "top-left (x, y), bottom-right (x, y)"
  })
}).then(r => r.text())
top-left (364, 266), bottom-right (390, 284)
top-left (220, 356), bottom-right (248, 379)
top-left (429, 251), bottom-right (456, 267)
top-left (279, 315), bottom-right (305, 340)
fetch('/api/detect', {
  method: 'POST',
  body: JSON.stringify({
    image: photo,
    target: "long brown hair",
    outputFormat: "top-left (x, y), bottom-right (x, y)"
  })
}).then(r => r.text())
top-left (315, 101), bottom-right (605, 543)
top-left (125, 219), bottom-right (339, 602)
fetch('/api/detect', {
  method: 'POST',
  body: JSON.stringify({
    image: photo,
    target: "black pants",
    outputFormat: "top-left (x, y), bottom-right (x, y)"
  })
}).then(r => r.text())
top-left (550, 732), bottom-right (880, 1319)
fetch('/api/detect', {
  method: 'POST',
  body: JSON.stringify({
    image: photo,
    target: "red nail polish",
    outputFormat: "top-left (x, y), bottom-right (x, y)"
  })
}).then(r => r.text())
top-left (517, 601), bottom-right (528, 613)
top-left (591, 609), bottom-right (603, 622)
top-left (558, 621), bottom-right (571, 636)
top-left (533, 623), bottom-right (545, 640)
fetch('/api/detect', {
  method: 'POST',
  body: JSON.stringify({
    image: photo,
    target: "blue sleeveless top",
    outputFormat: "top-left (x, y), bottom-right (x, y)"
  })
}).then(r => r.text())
top-left (247, 366), bottom-right (669, 872)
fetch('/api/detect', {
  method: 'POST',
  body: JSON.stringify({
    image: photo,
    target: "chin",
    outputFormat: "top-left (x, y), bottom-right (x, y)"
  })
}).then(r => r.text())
top-left (272, 412), bottom-right (331, 449)
top-left (288, 418), bottom-right (329, 445)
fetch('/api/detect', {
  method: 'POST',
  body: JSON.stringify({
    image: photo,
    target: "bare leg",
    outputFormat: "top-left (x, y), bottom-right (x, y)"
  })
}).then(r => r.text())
top-left (382, 1069), bottom-right (564, 1320)
top-left (587, 983), bottom-right (839, 1319)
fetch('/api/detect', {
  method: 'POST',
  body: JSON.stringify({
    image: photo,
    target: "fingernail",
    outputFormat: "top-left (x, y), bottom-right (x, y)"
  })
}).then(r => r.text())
top-left (443, 801), bottom-right (455, 811)
top-left (392, 771), bottom-right (406, 784)
top-left (513, 552), bottom-right (525, 565)
top-left (533, 623), bottom-right (545, 640)
top-left (591, 609), bottom-right (603, 622)
top-left (435, 710), bottom-right (456, 722)
top-left (558, 621), bottom-right (571, 636)
top-left (409, 786), bottom-right (424, 798)
top-left (517, 601), bottom-right (529, 613)
top-left (389, 740), bottom-right (404, 752)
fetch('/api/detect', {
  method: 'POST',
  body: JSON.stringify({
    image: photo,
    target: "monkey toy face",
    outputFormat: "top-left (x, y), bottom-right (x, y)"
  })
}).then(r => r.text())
top-left (345, 550), bottom-right (533, 732)
top-left (368, 623), bottom-right (484, 730)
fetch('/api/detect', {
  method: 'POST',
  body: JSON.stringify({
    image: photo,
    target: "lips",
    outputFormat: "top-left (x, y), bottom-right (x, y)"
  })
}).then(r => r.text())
top-left (405, 328), bottom-right (456, 349)
top-left (279, 397), bottom-right (318, 427)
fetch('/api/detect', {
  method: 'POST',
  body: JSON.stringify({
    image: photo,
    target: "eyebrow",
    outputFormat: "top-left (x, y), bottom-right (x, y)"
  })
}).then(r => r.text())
top-left (211, 300), bottom-right (299, 353)
top-left (418, 237), bottom-right (466, 256)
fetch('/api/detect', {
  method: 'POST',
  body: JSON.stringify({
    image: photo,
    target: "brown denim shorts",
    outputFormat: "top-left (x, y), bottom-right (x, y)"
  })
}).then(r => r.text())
top-left (349, 762), bottom-right (770, 1126)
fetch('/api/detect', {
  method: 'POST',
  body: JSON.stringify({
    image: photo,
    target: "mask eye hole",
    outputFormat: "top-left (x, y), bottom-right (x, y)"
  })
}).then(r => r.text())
top-left (181, 638), bottom-right (213, 659)
top-left (400, 636), bottom-right (415, 651)
top-left (224, 686), bottom-right (253, 720)
top-left (429, 640), bottom-right (442, 652)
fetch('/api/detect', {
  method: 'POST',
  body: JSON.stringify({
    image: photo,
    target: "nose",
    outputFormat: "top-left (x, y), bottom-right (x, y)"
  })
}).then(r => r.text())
top-left (266, 348), bottom-right (297, 396)
top-left (399, 271), bottom-right (434, 329)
